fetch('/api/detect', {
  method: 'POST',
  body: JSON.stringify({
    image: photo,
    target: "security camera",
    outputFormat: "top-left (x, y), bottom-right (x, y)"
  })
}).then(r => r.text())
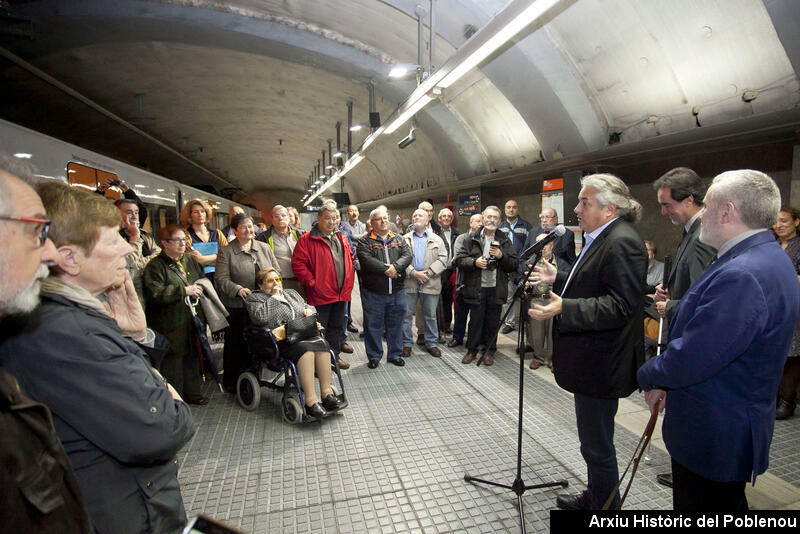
top-left (398, 127), bottom-right (416, 149)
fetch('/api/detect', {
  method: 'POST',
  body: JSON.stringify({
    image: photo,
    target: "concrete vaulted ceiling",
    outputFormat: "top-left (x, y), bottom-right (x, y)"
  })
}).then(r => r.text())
top-left (1, 0), bottom-right (798, 209)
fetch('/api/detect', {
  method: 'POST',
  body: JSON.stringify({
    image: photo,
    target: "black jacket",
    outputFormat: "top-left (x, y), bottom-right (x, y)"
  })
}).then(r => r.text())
top-left (520, 225), bottom-right (578, 280)
top-left (664, 217), bottom-right (716, 320)
top-left (553, 219), bottom-right (647, 398)
top-left (356, 231), bottom-right (412, 294)
top-left (0, 366), bottom-right (93, 534)
top-left (454, 228), bottom-right (518, 304)
top-left (0, 293), bottom-right (195, 534)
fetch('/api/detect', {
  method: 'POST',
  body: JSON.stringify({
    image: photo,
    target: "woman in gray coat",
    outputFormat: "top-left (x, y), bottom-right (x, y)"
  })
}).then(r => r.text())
top-left (245, 267), bottom-right (342, 419)
top-left (215, 213), bottom-right (279, 392)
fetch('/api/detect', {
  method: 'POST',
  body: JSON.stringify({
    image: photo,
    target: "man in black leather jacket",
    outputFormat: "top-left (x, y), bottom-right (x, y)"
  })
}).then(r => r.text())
top-left (454, 206), bottom-right (518, 365)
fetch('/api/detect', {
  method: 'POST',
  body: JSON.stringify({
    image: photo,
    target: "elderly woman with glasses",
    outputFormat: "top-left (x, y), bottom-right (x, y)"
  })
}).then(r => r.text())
top-left (245, 267), bottom-right (342, 419)
top-left (0, 182), bottom-right (194, 534)
top-left (143, 224), bottom-right (209, 405)
top-left (216, 212), bottom-right (279, 392)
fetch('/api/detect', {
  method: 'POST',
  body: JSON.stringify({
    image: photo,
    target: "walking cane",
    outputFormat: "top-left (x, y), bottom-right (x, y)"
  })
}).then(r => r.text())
top-left (602, 404), bottom-right (660, 510)
top-left (655, 255), bottom-right (672, 357)
top-left (645, 255), bottom-right (671, 466)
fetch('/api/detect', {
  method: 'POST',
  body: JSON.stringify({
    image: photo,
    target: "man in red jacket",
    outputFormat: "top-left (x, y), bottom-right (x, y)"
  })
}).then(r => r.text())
top-left (292, 199), bottom-right (355, 368)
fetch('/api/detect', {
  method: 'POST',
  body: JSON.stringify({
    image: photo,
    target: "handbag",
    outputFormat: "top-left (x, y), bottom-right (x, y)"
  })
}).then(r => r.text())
top-left (284, 314), bottom-right (319, 344)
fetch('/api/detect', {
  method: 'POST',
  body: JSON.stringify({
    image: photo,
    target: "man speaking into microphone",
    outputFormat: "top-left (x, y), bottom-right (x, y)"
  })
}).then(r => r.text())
top-left (529, 174), bottom-right (647, 510)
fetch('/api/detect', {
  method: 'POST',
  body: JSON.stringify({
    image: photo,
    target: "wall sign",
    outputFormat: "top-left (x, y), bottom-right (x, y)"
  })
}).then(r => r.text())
top-left (458, 193), bottom-right (481, 216)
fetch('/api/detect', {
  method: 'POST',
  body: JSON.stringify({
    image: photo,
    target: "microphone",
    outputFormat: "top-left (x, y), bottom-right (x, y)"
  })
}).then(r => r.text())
top-left (521, 225), bottom-right (566, 258)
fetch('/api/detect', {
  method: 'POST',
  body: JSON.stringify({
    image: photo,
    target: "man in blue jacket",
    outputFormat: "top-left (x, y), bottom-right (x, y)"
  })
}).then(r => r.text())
top-left (638, 169), bottom-right (800, 511)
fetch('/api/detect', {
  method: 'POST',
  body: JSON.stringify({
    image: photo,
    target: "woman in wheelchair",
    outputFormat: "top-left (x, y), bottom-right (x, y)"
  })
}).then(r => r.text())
top-left (245, 267), bottom-right (343, 419)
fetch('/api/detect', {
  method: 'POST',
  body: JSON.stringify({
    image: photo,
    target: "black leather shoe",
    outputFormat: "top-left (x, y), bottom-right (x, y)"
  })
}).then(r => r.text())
top-left (388, 358), bottom-right (405, 366)
top-left (367, 360), bottom-right (380, 369)
top-left (347, 323), bottom-right (359, 333)
top-left (776, 397), bottom-right (796, 419)
top-left (556, 491), bottom-right (591, 510)
top-left (656, 472), bottom-right (673, 488)
top-left (447, 339), bottom-right (462, 348)
top-left (501, 325), bottom-right (514, 334)
top-left (322, 394), bottom-right (342, 410)
top-left (306, 402), bottom-right (328, 420)
top-left (187, 397), bottom-right (209, 406)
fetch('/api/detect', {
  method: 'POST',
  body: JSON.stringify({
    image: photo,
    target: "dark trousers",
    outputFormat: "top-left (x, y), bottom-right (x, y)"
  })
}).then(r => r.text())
top-left (222, 307), bottom-right (250, 392)
top-left (440, 275), bottom-right (454, 332)
top-left (574, 392), bottom-right (620, 509)
top-left (341, 300), bottom-right (351, 345)
top-left (316, 301), bottom-right (346, 357)
top-left (465, 286), bottom-right (502, 354)
top-left (452, 291), bottom-right (469, 343)
top-left (671, 458), bottom-right (748, 511)
top-left (778, 357), bottom-right (800, 400)
top-left (361, 288), bottom-right (405, 362)
top-left (160, 346), bottom-right (203, 402)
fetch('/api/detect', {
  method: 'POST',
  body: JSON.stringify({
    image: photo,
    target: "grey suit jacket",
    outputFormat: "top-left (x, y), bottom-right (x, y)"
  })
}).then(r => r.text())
top-left (215, 239), bottom-right (279, 308)
top-left (665, 217), bottom-right (716, 320)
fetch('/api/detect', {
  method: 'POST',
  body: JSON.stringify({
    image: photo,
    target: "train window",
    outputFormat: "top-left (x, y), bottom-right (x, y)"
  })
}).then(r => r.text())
top-left (66, 162), bottom-right (121, 200)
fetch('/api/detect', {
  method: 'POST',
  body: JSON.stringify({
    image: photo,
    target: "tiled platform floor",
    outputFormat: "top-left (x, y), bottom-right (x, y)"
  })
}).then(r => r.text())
top-left (175, 320), bottom-right (800, 532)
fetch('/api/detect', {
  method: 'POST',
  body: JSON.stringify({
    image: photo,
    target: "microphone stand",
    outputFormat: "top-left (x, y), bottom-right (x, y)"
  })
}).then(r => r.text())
top-left (466, 248), bottom-right (568, 533)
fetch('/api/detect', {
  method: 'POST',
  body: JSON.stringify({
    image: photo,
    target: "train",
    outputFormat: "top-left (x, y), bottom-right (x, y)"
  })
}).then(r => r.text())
top-left (0, 118), bottom-right (260, 236)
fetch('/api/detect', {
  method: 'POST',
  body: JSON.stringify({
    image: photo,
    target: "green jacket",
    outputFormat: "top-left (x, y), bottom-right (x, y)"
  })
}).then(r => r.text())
top-left (143, 253), bottom-right (205, 362)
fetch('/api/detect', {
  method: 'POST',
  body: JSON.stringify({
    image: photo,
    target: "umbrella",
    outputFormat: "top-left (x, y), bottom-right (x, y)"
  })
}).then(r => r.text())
top-left (186, 296), bottom-right (224, 392)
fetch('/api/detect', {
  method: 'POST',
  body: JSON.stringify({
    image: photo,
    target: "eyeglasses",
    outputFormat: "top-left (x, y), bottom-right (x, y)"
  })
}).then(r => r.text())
top-left (539, 214), bottom-right (556, 220)
top-left (0, 215), bottom-right (51, 246)
top-left (167, 238), bottom-right (189, 244)
top-left (264, 277), bottom-right (281, 283)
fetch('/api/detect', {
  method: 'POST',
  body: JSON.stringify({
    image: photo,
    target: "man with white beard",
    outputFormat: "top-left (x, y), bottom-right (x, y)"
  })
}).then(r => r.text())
top-left (0, 155), bottom-right (93, 532)
top-left (454, 206), bottom-right (518, 365)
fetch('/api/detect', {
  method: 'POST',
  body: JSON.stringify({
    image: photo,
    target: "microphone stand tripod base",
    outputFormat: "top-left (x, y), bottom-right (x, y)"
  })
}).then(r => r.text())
top-left (462, 251), bottom-right (568, 533)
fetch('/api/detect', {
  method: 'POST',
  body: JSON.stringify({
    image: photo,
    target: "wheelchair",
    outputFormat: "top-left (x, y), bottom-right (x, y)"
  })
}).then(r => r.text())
top-left (237, 324), bottom-right (348, 423)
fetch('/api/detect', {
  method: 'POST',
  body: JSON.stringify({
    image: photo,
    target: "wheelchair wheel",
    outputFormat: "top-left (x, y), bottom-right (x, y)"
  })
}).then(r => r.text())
top-left (237, 372), bottom-right (261, 411)
top-left (283, 397), bottom-right (304, 424)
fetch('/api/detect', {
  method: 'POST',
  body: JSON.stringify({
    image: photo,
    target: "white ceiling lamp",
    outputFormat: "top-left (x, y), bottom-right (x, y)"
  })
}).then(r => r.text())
top-left (388, 64), bottom-right (421, 80)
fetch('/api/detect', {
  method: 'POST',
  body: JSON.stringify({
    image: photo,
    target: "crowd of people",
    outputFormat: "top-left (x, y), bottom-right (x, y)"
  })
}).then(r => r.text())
top-left (1, 148), bottom-right (799, 534)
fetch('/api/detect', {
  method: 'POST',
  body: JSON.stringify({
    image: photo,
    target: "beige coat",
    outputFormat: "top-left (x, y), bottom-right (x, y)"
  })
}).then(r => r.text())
top-left (403, 230), bottom-right (448, 294)
top-left (215, 239), bottom-right (279, 308)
